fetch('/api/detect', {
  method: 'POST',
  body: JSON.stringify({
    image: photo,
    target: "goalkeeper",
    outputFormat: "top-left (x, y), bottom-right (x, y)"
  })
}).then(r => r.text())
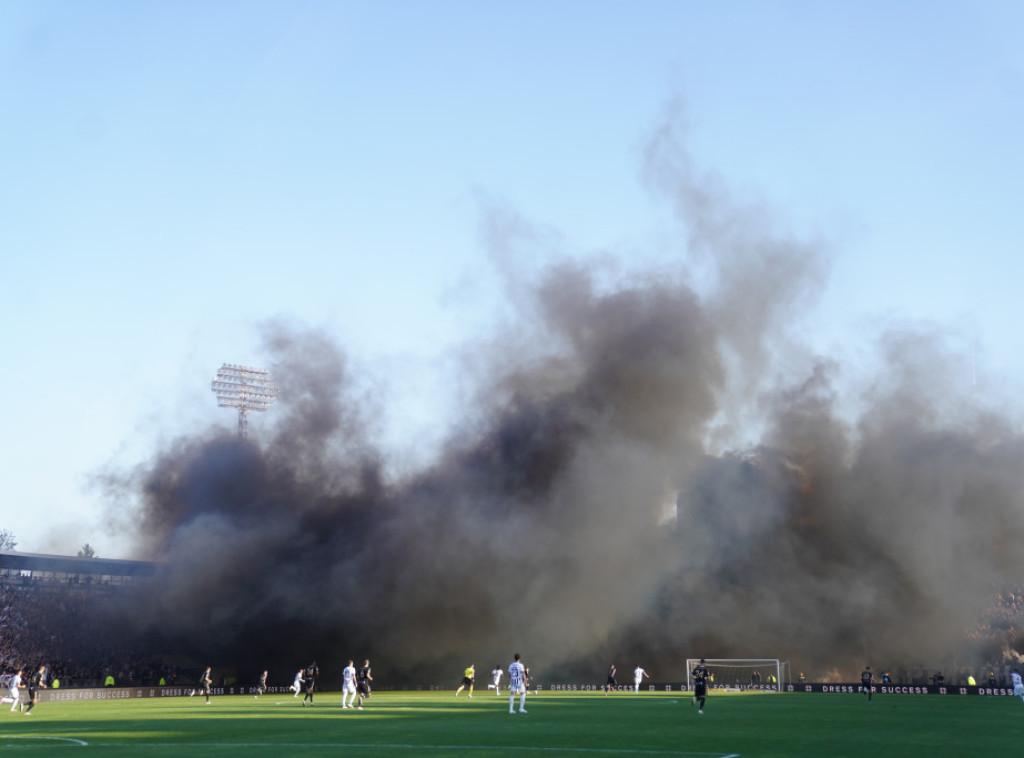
top-left (691, 659), bottom-right (710, 715)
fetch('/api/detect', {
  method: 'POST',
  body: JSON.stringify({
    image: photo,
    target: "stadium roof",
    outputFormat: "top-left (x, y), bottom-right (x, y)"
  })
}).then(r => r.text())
top-left (0, 551), bottom-right (159, 578)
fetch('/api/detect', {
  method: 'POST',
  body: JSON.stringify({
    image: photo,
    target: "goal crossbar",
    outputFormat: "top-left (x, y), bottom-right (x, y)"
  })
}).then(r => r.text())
top-left (686, 658), bottom-right (787, 692)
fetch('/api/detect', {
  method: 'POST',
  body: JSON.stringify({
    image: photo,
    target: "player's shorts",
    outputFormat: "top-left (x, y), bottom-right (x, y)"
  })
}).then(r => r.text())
top-left (1014, 684), bottom-right (1023, 697)
top-left (606, 677), bottom-right (617, 687)
top-left (694, 683), bottom-right (707, 698)
top-left (343, 682), bottom-right (356, 695)
top-left (509, 682), bottom-right (526, 695)
top-left (357, 681), bottom-right (371, 696)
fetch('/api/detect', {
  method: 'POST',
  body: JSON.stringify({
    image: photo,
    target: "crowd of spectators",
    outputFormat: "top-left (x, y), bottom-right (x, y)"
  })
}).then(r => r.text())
top-left (965, 585), bottom-right (1024, 651)
top-left (6, 575), bottom-right (1024, 690)
top-left (1, 580), bottom-right (174, 688)
top-left (952, 585), bottom-right (1024, 687)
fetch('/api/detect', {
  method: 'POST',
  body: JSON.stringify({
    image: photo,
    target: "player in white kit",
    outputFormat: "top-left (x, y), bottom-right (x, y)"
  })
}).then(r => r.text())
top-left (342, 660), bottom-right (358, 708)
top-left (508, 654), bottom-right (527, 714)
top-left (633, 665), bottom-right (649, 693)
top-left (489, 664), bottom-right (503, 695)
top-left (8, 669), bottom-right (23, 712)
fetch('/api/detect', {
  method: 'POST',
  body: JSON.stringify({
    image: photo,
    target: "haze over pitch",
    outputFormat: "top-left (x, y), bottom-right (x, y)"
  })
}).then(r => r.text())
top-left (102, 110), bottom-right (1024, 682)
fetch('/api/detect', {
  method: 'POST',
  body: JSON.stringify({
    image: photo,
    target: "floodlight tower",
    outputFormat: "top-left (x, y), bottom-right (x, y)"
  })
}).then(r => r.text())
top-left (211, 363), bottom-right (278, 440)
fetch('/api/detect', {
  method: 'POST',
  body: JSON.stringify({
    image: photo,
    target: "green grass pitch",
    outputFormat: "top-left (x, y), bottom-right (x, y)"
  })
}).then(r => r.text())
top-left (3, 689), bottom-right (1023, 757)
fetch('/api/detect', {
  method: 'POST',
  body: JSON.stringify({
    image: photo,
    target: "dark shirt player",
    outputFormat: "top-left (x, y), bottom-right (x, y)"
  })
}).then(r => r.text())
top-left (604, 664), bottom-right (617, 696)
top-left (356, 660), bottom-right (373, 710)
top-left (302, 662), bottom-right (319, 706)
top-left (861, 666), bottom-right (873, 702)
top-left (24, 665), bottom-right (47, 714)
top-left (691, 659), bottom-right (710, 715)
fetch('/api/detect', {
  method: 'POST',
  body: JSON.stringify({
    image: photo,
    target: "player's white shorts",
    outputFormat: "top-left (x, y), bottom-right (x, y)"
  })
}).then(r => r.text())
top-left (343, 682), bottom-right (356, 695)
top-left (509, 683), bottom-right (526, 695)
top-left (1014, 684), bottom-right (1023, 697)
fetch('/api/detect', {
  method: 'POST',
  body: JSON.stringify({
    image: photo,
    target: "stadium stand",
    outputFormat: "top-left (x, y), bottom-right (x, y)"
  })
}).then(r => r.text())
top-left (1, 552), bottom-right (170, 688)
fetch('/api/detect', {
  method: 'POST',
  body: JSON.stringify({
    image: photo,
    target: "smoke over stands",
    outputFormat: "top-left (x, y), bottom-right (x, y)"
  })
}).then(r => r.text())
top-left (109, 114), bottom-right (1024, 684)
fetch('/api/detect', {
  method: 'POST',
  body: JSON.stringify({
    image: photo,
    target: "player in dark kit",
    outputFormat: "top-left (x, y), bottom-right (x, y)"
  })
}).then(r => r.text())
top-left (199, 667), bottom-right (212, 704)
top-left (302, 662), bottom-right (319, 706)
top-left (691, 659), bottom-right (709, 714)
top-left (356, 659), bottom-right (373, 710)
top-left (24, 665), bottom-right (47, 714)
top-left (861, 666), bottom-right (873, 702)
top-left (604, 664), bottom-right (617, 696)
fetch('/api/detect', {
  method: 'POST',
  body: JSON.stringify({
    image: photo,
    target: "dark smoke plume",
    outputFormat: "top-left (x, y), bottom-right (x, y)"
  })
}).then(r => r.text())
top-left (104, 107), bottom-right (1024, 685)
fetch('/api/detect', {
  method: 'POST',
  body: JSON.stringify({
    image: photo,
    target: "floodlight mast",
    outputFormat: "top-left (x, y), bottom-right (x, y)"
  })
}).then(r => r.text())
top-left (211, 363), bottom-right (278, 440)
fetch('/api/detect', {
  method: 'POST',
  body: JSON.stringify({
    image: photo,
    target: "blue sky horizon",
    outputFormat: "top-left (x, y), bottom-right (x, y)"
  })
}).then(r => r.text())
top-left (2, 0), bottom-right (1022, 557)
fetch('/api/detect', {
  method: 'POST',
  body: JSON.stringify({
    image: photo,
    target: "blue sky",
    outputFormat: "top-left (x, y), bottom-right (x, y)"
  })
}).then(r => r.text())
top-left (2, 0), bottom-right (1022, 556)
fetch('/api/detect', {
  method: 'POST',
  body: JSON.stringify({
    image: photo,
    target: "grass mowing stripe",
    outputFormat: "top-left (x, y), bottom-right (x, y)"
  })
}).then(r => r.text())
top-left (3, 690), bottom-right (1023, 757)
top-left (3, 742), bottom-right (734, 756)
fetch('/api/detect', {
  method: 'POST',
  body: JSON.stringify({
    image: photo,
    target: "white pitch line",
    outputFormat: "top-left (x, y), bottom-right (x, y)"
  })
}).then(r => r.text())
top-left (2, 736), bottom-right (89, 746)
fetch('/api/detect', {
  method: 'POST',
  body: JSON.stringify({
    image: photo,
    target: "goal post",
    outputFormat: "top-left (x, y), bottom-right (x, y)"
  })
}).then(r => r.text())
top-left (686, 659), bottom-right (789, 691)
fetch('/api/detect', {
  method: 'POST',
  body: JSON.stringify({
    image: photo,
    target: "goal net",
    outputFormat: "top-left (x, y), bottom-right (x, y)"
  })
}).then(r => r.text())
top-left (686, 659), bottom-right (789, 692)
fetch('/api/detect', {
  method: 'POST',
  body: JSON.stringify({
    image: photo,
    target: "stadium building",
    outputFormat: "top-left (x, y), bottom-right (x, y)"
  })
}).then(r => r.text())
top-left (0, 550), bottom-right (158, 586)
